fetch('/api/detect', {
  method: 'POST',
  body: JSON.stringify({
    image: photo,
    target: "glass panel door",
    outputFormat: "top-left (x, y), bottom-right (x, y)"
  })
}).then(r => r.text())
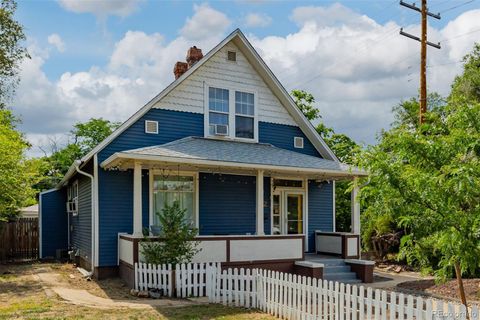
top-left (272, 193), bottom-right (282, 234)
top-left (286, 193), bottom-right (303, 234)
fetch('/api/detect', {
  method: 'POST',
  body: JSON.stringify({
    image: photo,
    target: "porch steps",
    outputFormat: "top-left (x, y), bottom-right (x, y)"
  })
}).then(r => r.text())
top-left (309, 258), bottom-right (362, 284)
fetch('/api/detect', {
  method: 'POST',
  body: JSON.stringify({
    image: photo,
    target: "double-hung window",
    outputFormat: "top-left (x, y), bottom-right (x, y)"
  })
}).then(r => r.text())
top-left (208, 87), bottom-right (229, 136)
top-left (67, 180), bottom-right (78, 216)
top-left (206, 85), bottom-right (257, 141)
top-left (152, 174), bottom-right (195, 227)
top-left (235, 91), bottom-right (254, 139)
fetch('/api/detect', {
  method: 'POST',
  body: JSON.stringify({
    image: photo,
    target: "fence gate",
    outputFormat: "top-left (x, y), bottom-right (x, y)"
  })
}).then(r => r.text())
top-left (0, 218), bottom-right (39, 263)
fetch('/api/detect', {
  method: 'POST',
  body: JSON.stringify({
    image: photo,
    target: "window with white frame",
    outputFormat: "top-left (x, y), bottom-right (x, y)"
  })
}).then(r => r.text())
top-left (206, 86), bottom-right (257, 140)
top-left (152, 175), bottom-right (195, 226)
top-left (67, 180), bottom-right (78, 216)
top-left (208, 87), bottom-right (229, 136)
top-left (235, 91), bottom-right (254, 139)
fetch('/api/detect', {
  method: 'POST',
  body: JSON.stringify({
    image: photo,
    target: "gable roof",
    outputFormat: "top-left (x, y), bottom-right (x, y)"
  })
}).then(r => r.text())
top-left (59, 29), bottom-right (340, 186)
top-left (101, 137), bottom-right (365, 177)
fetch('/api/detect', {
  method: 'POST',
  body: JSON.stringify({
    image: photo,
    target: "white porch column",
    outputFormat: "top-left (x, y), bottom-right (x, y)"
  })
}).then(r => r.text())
top-left (133, 161), bottom-right (143, 236)
top-left (256, 170), bottom-right (265, 235)
top-left (351, 177), bottom-right (361, 235)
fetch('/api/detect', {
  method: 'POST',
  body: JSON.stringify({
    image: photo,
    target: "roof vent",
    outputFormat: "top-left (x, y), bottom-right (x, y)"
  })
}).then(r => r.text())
top-left (227, 51), bottom-right (237, 62)
top-left (145, 120), bottom-right (158, 134)
top-left (294, 137), bottom-right (304, 149)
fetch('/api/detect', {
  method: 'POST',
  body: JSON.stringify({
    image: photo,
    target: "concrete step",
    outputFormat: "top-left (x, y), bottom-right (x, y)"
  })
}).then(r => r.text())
top-left (309, 258), bottom-right (346, 266)
top-left (323, 272), bottom-right (358, 281)
top-left (323, 265), bottom-right (351, 273)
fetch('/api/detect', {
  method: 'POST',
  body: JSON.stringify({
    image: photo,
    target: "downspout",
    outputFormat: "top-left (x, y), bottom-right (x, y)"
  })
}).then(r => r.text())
top-left (74, 160), bottom-right (95, 276)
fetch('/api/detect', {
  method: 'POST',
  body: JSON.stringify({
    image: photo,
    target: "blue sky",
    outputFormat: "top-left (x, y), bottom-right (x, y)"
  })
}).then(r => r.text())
top-left (12, 0), bottom-right (480, 156)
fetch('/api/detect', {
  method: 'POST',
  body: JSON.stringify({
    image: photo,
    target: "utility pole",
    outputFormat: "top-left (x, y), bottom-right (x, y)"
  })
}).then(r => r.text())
top-left (399, 0), bottom-right (441, 124)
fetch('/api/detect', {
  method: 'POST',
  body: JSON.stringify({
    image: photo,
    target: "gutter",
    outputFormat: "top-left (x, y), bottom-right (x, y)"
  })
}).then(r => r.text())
top-left (73, 160), bottom-right (96, 276)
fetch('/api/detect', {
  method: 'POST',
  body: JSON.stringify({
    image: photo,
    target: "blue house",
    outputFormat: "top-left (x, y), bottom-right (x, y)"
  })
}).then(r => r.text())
top-left (39, 29), bottom-right (371, 284)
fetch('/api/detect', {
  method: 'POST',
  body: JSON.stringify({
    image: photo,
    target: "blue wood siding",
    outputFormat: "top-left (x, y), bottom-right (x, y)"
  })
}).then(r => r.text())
top-left (40, 189), bottom-right (68, 258)
top-left (70, 174), bottom-right (91, 264)
top-left (96, 109), bottom-right (327, 266)
top-left (308, 181), bottom-right (334, 252)
top-left (259, 122), bottom-right (322, 158)
top-left (97, 109), bottom-right (204, 266)
top-left (199, 173), bottom-right (256, 235)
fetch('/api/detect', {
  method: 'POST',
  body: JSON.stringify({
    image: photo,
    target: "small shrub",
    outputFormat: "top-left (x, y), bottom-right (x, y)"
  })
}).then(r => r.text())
top-left (141, 201), bottom-right (200, 265)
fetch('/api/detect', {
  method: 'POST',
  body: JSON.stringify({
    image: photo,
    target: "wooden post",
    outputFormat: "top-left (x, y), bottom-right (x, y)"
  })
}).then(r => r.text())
top-left (419, 0), bottom-right (427, 124)
top-left (133, 161), bottom-right (143, 236)
top-left (351, 177), bottom-right (361, 235)
top-left (256, 170), bottom-right (265, 235)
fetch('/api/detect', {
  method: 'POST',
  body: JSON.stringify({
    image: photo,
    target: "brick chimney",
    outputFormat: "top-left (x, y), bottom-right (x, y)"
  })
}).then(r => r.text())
top-left (186, 46), bottom-right (203, 68)
top-left (173, 61), bottom-right (188, 79)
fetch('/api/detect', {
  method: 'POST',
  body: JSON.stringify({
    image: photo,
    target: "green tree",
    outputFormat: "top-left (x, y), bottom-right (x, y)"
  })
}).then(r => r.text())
top-left (359, 44), bottom-right (480, 307)
top-left (39, 118), bottom-right (120, 189)
top-left (141, 201), bottom-right (200, 265)
top-left (0, 0), bottom-right (29, 107)
top-left (72, 118), bottom-right (121, 154)
top-left (291, 89), bottom-right (360, 232)
top-left (450, 43), bottom-right (480, 103)
top-left (0, 109), bottom-right (42, 220)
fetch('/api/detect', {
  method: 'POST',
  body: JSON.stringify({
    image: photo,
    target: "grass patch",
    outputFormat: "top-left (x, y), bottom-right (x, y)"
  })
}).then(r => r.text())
top-left (157, 304), bottom-right (275, 319)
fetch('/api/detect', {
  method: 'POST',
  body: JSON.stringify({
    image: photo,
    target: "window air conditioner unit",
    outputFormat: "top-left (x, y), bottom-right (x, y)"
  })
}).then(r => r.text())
top-left (214, 124), bottom-right (228, 136)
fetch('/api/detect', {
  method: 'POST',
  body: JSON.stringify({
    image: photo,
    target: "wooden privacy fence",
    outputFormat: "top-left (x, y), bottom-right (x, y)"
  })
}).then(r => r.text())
top-left (0, 218), bottom-right (38, 263)
top-left (135, 262), bottom-right (478, 320)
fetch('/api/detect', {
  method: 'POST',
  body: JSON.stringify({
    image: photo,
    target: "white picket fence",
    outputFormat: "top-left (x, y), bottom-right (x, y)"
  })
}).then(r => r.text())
top-left (134, 262), bottom-right (220, 298)
top-left (135, 262), bottom-right (478, 320)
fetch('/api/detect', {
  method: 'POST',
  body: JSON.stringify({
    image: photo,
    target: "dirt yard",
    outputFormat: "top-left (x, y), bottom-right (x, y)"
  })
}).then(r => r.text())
top-left (0, 262), bottom-right (276, 319)
top-left (397, 278), bottom-right (480, 304)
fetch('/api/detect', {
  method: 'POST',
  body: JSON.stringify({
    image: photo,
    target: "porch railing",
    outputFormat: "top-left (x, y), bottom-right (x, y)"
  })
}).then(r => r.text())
top-left (315, 231), bottom-right (360, 259)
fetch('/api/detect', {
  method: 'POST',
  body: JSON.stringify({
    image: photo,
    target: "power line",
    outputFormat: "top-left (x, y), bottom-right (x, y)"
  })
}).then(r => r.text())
top-left (440, 0), bottom-right (476, 13)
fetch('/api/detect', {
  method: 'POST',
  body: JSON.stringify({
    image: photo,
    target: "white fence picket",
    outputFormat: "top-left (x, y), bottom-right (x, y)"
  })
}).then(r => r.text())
top-left (134, 262), bottom-right (478, 320)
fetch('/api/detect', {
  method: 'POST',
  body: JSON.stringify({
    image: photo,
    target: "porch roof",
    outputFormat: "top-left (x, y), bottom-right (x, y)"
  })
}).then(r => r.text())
top-left (101, 137), bottom-right (367, 178)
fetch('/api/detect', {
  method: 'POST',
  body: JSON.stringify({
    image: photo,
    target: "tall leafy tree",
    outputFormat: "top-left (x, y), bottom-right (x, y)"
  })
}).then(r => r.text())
top-left (359, 43), bottom-right (480, 307)
top-left (39, 118), bottom-right (120, 189)
top-left (291, 89), bottom-right (360, 231)
top-left (0, 110), bottom-right (43, 220)
top-left (0, 0), bottom-right (29, 107)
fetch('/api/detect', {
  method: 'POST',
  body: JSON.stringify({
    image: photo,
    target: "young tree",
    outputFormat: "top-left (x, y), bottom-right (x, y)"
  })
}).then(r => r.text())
top-left (141, 201), bottom-right (200, 265)
top-left (0, 109), bottom-right (42, 220)
top-left (0, 0), bottom-right (29, 108)
top-left (72, 118), bottom-right (121, 154)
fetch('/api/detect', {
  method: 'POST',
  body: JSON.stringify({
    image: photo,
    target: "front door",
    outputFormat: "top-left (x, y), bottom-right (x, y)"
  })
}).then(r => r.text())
top-left (272, 191), bottom-right (304, 235)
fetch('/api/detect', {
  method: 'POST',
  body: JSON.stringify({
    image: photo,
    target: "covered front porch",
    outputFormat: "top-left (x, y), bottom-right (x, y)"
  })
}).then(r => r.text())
top-left (102, 137), bottom-right (366, 276)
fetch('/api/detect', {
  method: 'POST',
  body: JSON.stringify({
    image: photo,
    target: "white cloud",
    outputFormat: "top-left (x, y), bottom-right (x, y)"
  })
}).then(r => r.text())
top-left (180, 4), bottom-right (231, 41)
top-left (12, 4), bottom-right (480, 158)
top-left (249, 6), bottom-right (480, 145)
top-left (244, 13), bottom-right (272, 28)
top-left (58, 0), bottom-right (142, 18)
top-left (47, 34), bottom-right (66, 52)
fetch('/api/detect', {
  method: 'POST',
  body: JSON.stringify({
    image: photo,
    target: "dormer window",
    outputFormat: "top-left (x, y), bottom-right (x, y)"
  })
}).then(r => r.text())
top-left (205, 84), bottom-right (258, 141)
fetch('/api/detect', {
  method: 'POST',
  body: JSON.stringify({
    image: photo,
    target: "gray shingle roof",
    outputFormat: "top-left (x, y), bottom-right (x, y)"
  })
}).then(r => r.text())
top-left (118, 137), bottom-right (357, 173)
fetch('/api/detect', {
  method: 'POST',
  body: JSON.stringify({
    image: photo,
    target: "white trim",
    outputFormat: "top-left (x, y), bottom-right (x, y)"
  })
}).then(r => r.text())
top-left (256, 170), bottom-right (265, 235)
top-left (144, 120), bottom-right (159, 134)
top-left (102, 152), bottom-right (367, 177)
top-left (332, 180), bottom-right (336, 232)
top-left (57, 29), bottom-right (341, 189)
top-left (294, 137), bottom-right (304, 149)
top-left (304, 177), bottom-right (309, 252)
top-left (133, 161), bottom-right (143, 236)
top-left (93, 154), bottom-right (99, 268)
top-left (149, 170), bottom-right (199, 229)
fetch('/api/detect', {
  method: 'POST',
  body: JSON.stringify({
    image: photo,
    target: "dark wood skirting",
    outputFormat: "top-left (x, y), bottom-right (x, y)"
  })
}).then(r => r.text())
top-left (294, 264), bottom-right (323, 279)
top-left (119, 261), bottom-right (134, 288)
top-left (94, 266), bottom-right (119, 280)
top-left (346, 262), bottom-right (374, 283)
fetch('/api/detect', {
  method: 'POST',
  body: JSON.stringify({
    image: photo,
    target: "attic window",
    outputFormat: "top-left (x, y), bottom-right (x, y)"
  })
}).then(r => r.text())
top-left (145, 120), bottom-right (158, 134)
top-left (227, 51), bottom-right (237, 62)
top-left (294, 137), bottom-right (304, 149)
